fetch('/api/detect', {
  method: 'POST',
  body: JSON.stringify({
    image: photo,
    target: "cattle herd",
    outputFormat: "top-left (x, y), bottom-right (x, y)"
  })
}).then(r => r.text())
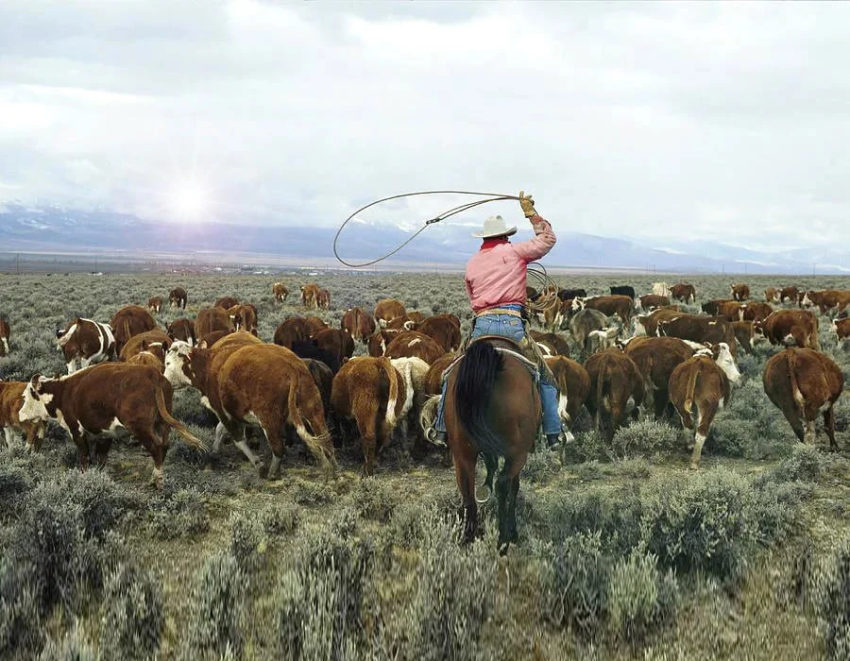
top-left (0, 278), bottom-right (849, 489)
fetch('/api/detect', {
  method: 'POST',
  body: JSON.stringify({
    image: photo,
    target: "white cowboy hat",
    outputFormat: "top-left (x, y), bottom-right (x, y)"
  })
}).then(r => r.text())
top-left (472, 215), bottom-right (517, 239)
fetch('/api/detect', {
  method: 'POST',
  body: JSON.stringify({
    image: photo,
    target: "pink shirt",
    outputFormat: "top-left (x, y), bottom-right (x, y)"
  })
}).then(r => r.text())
top-left (465, 215), bottom-right (557, 313)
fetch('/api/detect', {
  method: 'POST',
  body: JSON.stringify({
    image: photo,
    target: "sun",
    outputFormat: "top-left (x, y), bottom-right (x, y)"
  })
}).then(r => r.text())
top-left (169, 180), bottom-right (210, 222)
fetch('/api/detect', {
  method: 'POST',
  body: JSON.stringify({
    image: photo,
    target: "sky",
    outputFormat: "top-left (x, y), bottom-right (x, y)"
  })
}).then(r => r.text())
top-left (1, 1), bottom-right (849, 252)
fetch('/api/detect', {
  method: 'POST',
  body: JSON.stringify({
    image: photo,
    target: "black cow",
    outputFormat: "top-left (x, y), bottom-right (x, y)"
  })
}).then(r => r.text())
top-left (290, 340), bottom-right (341, 374)
top-left (558, 288), bottom-right (588, 301)
top-left (610, 285), bottom-right (636, 300)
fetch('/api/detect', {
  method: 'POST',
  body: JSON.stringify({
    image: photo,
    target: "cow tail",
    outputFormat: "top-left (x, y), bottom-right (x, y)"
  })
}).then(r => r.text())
top-left (683, 361), bottom-right (700, 415)
top-left (594, 356), bottom-right (607, 431)
top-left (287, 374), bottom-right (334, 473)
top-left (379, 357), bottom-right (400, 427)
top-left (787, 349), bottom-right (806, 415)
top-left (122, 319), bottom-right (131, 353)
top-left (155, 387), bottom-right (206, 450)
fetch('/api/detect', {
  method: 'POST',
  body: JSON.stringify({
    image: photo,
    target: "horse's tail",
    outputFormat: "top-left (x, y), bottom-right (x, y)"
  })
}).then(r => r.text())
top-left (455, 341), bottom-right (504, 459)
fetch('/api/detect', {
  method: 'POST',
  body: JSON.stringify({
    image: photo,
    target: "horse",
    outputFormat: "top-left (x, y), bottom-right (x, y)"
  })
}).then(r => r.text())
top-left (444, 337), bottom-right (541, 553)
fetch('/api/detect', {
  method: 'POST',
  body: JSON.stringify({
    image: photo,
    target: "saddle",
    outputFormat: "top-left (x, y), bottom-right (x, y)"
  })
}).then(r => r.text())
top-left (442, 335), bottom-right (540, 383)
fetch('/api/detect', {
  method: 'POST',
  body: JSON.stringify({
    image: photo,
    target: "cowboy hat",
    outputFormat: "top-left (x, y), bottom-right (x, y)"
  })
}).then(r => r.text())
top-left (472, 215), bottom-right (517, 239)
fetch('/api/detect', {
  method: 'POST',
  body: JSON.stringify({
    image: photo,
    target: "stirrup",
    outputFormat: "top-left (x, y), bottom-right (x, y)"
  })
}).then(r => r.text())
top-left (426, 426), bottom-right (447, 447)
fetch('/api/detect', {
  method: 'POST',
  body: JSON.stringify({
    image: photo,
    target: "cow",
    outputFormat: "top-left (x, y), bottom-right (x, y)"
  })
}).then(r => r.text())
top-left (638, 294), bottom-right (670, 311)
top-left (575, 295), bottom-right (633, 325)
top-left (757, 309), bottom-right (819, 350)
top-left (526, 286), bottom-right (540, 302)
top-left (384, 331), bottom-right (445, 364)
top-left (214, 296), bottom-right (239, 310)
top-left (302, 358), bottom-right (333, 412)
top-left (741, 301), bottom-right (773, 323)
top-left (273, 283), bottom-right (289, 302)
top-left (127, 351), bottom-right (164, 371)
top-left (304, 316), bottom-right (329, 337)
top-left (198, 330), bottom-right (233, 348)
top-left (407, 311), bottom-right (426, 325)
top-left (417, 314), bottom-right (462, 352)
top-left (529, 330), bottom-right (570, 357)
top-left (19, 363), bottom-right (205, 489)
top-left (732, 320), bottom-right (764, 355)
top-left (119, 329), bottom-right (173, 364)
top-left (652, 282), bottom-right (671, 297)
top-left (587, 326), bottom-right (622, 354)
top-left (764, 288), bottom-right (780, 304)
top-left (341, 307), bottom-right (377, 343)
top-left (584, 348), bottom-right (644, 441)
top-left (423, 353), bottom-right (458, 395)
top-left (169, 287), bottom-right (188, 310)
top-left (730, 283), bottom-right (750, 302)
top-left (57, 318), bottom-right (117, 374)
top-left (0, 318), bottom-right (9, 357)
top-left (375, 299), bottom-right (407, 328)
top-left (147, 297), bottom-right (163, 314)
top-left (625, 336), bottom-right (700, 419)
top-left (801, 290), bottom-right (850, 316)
top-left (273, 317), bottom-right (313, 349)
top-left (539, 296), bottom-right (569, 331)
top-left (300, 284), bottom-right (321, 309)
top-left (291, 341), bottom-right (341, 375)
top-left (610, 285), bottom-right (636, 300)
top-left (166, 318), bottom-right (196, 346)
top-left (544, 356), bottom-right (590, 442)
top-left (669, 351), bottom-right (733, 469)
top-left (713, 301), bottom-right (745, 322)
top-left (316, 288), bottom-right (331, 310)
top-left (763, 348), bottom-right (843, 449)
top-left (227, 304), bottom-right (258, 336)
top-left (0, 380), bottom-right (45, 450)
top-left (331, 356), bottom-right (413, 474)
top-left (780, 286), bottom-right (801, 306)
top-left (658, 314), bottom-right (738, 357)
top-left (833, 317), bottom-right (850, 341)
top-left (635, 308), bottom-right (683, 337)
top-left (313, 328), bottom-right (355, 367)
top-left (702, 299), bottom-right (738, 318)
top-left (670, 283), bottom-right (696, 304)
top-left (558, 288), bottom-right (587, 301)
top-left (196, 307), bottom-right (233, 339)
top-left (110, 305), bottom-right (156, 355)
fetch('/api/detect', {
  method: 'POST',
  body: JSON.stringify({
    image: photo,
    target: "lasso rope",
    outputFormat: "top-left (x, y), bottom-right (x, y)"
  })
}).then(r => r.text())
top-left (334, 190), bottom-right (559, 310)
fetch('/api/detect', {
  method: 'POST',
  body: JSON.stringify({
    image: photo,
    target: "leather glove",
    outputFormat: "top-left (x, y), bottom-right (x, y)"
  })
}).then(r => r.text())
top-left (519, 190), bottom-right (537, 218)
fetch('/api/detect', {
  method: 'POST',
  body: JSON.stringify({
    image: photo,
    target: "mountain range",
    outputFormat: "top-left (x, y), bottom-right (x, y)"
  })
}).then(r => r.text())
top-left (0, 203), bottom-right (843, 274)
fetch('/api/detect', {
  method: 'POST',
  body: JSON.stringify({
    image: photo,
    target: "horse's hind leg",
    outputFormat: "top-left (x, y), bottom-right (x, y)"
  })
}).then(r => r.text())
top-left (453, 444), bottom-right (478, 543)
top-left (496, 460), bottom-right (520, 554)
top-left (482, 453), bottom-right (497, 497)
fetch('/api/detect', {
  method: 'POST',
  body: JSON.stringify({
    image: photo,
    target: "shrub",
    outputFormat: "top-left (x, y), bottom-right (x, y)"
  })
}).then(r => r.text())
top-left (229, 510), bottom-right (268, 574)
top-left (522, 448), bottom-right (562, 484)
top-left (816, 540), bottom-right (850, 659)
top-left (756, 444), bottom-right (822, 485)
top-left (259, 502), bottom-right (300, 536)
top-left (183, 553), bottom-right (245, 660)
top-left (291, 478), bottom-right (337, 506)
top-left (38, 624), bottom-right (97, 661)
top-left (148, 488), bottom-right (210, 540)
top-left (100, 564), bottom-right (164, 660)
top-left (0, 559), bottom-right (41, 657)
top-left (565, 429), bottom-right (607, 463)
top-left (609, 420), bottom-right (679, 461)
top-left (608, 550), bottom-right (678, 643)
top-left (349, 477), bottom-right (398, 522)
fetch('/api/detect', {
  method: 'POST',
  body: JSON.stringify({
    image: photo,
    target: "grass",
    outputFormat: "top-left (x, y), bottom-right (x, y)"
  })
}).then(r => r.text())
top-left (0, 271), bottom-right (849, 658)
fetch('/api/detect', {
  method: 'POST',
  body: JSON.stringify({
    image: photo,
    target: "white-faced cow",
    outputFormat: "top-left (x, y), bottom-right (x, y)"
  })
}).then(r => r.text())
top-left (147, 297), bottom-right (163, 314)
top-left (57, 318), bottom-right (117, 374)
top-left (273, 282), bottom-right (289, 302)
top-left (0, 380), bottom-right (45, 450)
top-left (374, 299), bottom-right (407, 328)
top-left (584, 348), bottom-right (644, 441)
top-left (341, 307), bottom-right (377, 344)
top-left (169, 287), bottom-right (188, 310)
top-left (670, 283), bottom-right (696, 304)
top-left (544, 356), bottom-right (590, 442)
top-left (0, 318), bottom-right (10, 357)
top-left (730, 283), bottom-right (750, 301)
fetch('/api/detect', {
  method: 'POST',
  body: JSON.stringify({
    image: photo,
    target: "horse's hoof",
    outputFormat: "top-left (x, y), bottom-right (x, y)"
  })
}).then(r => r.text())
top-left (475, 484), bottom-right (492, 503)
top-left (689, 462), bottom-right (699, 471)
top-left (498, 542), bottom-right (510, 556)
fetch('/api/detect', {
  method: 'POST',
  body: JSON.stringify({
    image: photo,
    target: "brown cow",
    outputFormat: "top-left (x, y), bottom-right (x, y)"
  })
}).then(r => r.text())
top-left (423, 353), bottom-right (458, 395)
top-left (0, 380), bottom-right (45, 450)
top-left (195, 307), bottom-right (233, 339)
top-left (375, 298), bottom-right (407, 327)
top-left (670, 283), bottom-right (696, 304)
top-left (302, 358), bottom-right (333, 412)
top-left (714, 300), bottom-right (745, 322)
top-left (300, 284), bottom-right (321, 309)
top-left (384, 331), bottom-right (445, 364)
top-left (147, 297), bottom-right (163, 314)
top-left (56, 317), bottom-right (117, 374)
top-left (757, 309), bottom-right (819, 350)
top-left (730, 283), bottom-right (750, 301)
top-left (539, 296), bottom-right (570, 331)
top-left (584, 348), bottom-right (644, 441)
top-left (732, 320), bottom-right (764, 355)
top-left (763, 348), bottom-right (843, 448)
top-left (764, 288), bottom-right (780, 304)
top-left (313, 328), bottom-right (355, 367)
top-left (529, 330), bottom-right (570, 357)
top-left (780, 286), bottom-right (800, 305)
top-left (198, 330), bottom-right (233, 348)
top-left (169, 287), bottom-right (187, 310)
top-left (417, 314), bottom-right (462, 352)
top-left (0, 318), bottom-right (10, 357)
top-left (701, 299), bottom-right (736, 316)
top-left (341, 307), bottom-right (377, 343)
top-left (833, 317), bottom-right (850, 341)
top-left (635, 307), bottom-right (683, 337)
top-left (331, 356), bottom-right (412, 474)
top-left (273, 282), bottom-right (289, 302)
top-left (316, 288), bottom-right (331, 310)
top-left (638, 294), bottom-right (670, 311)
top-left (741, 301), bottom-right (773, 322)
top-left (227, 304), bottom-right (258, 336)
top-left (110, 305), bottom-right (156, 355)
top-left (273, 317), bottom-right (313, 349)
top-left (367, 329), bottom-right (401, 357)
top-left (658, 314), bottom-right (738, 357)
top-left (801, 290), bottom-right (850, 316)
top-left (407, 311), bottom-right (426, 325)
top-left (304, 316), bottom-right (329, 337)
top-left (669, 354), bottom-right (732, 469)
top-left (127, 351), bottom-right (164, 371)
top-left (544, 356), bottom-right (590, 442)
top-left (20, 363), bottom-right (204, 488)
top-left (166, 318), bottom-right (196, 346)
top-left (119, 329), bottom-right (173, 363)
top-left (575, 295), bottom-right (634, 325)
top-left (215, 296), bottom-right (239, 310)
top-left (625, 336), bottom-right (698, 419)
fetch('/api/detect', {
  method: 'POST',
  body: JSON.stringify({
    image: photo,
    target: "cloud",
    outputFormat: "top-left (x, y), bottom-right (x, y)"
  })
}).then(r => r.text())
top-left (0, 0), bottom-right (848, 252)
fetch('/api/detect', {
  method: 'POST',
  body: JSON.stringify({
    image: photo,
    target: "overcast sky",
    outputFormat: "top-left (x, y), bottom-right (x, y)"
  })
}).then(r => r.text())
top-left (1, 1), bottom-right (848, 251)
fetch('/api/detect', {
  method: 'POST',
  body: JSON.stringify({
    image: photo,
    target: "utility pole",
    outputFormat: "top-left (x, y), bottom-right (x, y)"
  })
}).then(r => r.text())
top-left (15, 253), bottom-right (20, 275)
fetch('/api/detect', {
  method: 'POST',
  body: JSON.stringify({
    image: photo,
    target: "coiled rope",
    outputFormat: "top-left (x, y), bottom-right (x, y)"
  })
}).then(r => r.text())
top-left (333, 189), bottom-right (559, 311)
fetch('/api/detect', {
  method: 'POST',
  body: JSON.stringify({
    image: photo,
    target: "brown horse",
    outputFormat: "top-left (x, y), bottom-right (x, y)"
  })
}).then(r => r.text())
top-left (445, 338), bottom-right (540, 552)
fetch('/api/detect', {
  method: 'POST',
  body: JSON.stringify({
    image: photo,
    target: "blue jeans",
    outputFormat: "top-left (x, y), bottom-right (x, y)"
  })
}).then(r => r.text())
top-left (433, 313), bottom-right (562, 436)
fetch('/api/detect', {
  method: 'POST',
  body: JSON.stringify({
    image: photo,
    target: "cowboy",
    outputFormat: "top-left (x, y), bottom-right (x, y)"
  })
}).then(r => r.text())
top-left (427, 191), bottom-right (564, 448)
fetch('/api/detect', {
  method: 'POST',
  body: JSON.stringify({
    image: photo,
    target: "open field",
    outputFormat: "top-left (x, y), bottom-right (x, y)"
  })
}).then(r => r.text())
top-left (3, 272), bottom-right (850, 659)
